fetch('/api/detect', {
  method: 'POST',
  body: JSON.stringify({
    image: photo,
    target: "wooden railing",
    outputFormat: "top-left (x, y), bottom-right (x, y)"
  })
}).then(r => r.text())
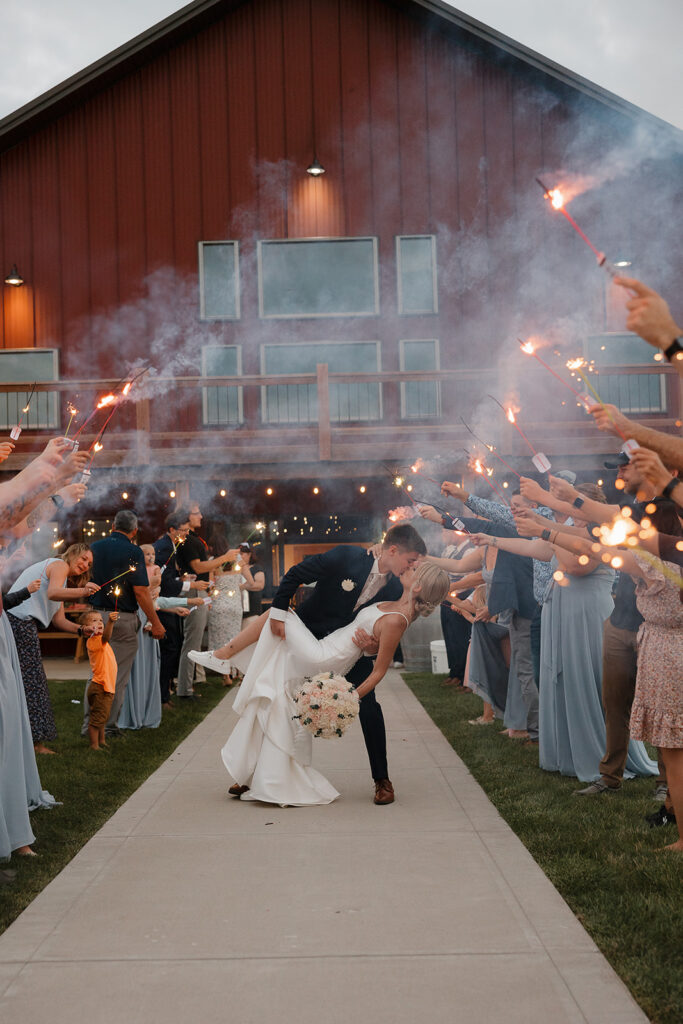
top-left (0, 363), bottom-right (679, 472)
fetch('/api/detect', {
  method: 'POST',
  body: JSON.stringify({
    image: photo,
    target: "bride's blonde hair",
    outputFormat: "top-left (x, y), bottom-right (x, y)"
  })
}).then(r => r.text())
top-left (411, 562), bottom-right (450, 618)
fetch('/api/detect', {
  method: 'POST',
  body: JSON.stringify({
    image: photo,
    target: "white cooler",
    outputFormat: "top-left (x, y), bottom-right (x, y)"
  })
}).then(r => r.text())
top-left (430, 639), bottom-right (448, 674)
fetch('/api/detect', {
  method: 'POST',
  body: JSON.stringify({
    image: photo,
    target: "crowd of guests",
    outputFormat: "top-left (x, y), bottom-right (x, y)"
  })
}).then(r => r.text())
top-left (0, 274), bottom-right (680, 872)
top-left (0, 461), bottom-right (265, 866)
top-left (419, 277), bottom-right (683, 852)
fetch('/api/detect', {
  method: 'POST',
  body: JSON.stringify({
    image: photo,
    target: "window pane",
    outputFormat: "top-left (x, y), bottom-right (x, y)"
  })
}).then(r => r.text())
top-left (199, 242), bottom-right (239, 319)
top-left (0, 349), bottom-right (58, 430)
top-left (262, 342), bottom-right (380, 423)
top-left (202, 346), bottom-right (241, 425)
top-left (401, 340), bottom-right (440, 419)
top-left (259, 239), bottom-right (378, 317)
top-left (586, 333), bottom-right (657, 366)
top-left (598, 373), bottom-right (666, 414)
top-left (397, 236), bottom-right (437, 314)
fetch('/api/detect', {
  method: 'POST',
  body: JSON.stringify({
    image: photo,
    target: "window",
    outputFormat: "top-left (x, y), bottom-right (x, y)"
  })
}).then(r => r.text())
top-left (201, 346), bottom-right (242, 425)
top-left (261, 342), bottom-right (381, 423)
top-left (396, 235), bottom-right (437, 315)
top-left (258, 238), bottom-right (379, 318)
top-left (585, 333), bottom-right (667, 413)
top-left (586, 333), bottom-right (659, 366)
top-left (595, 373), bottom-right (667, 415)
top-left (400, 340), bottom-right (441, 419)
top-left (0, 349), bottom-right (59, 430)
top-left (198, 242), bottom-right (240, 319)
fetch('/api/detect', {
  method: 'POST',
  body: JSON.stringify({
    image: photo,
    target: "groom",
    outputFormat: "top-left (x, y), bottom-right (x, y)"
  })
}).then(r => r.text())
top-left (263, 523), bottom-right (426, 805)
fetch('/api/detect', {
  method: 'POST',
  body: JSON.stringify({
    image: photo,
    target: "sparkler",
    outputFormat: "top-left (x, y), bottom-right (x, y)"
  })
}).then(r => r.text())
top-left (64, 403), bottom-right (79, 438)
top-left (536, 178), bottom-right (617, 278)
top-left (488, 396), bottom-right (551, 473)
top-left (460, 417), bottom-right (522, 479)
top-left (464, 449), bottom-right (509, 505)
top-left (10, 381), bottom-right (37, 440)
top-left (99, 563), bottom-right (138, 588)
top-left (111, 585), bottom-right (121, 612)
top-left (245, 522), bottom-right (266, 542)
top-left (410, 458), bottom-right (441, 486)
top-left (518, 340), bottom-right (591, 409)
top-left (564, 357), bottom-right (631, 443)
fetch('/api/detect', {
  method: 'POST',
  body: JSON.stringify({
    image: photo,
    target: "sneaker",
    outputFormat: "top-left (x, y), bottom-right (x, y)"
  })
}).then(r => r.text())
top-left (572, 778), bottom-right (618, 796)
top-left (645, 804), bottom-right (676, 829)
top-left (391, 661), bottom-right (405, 669)
top-left (653, 782), bottom-right (668, 802)
top-left (188, 650), bottom-right (232, 675)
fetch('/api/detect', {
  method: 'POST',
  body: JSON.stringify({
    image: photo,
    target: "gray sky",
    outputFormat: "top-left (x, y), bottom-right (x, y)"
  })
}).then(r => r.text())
top-left (0, 0), bottom-right (681, 129)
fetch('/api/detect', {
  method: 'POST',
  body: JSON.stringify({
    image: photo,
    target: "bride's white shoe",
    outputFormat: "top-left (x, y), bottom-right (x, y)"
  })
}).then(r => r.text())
top-left (188, 649), bottom-right (232, 675)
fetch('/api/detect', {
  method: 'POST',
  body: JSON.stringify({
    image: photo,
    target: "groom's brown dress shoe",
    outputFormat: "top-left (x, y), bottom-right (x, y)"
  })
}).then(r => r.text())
top-left (374, 779), bottom-right (395, 805)
top-left (228, 784), bottom-right (250, 798)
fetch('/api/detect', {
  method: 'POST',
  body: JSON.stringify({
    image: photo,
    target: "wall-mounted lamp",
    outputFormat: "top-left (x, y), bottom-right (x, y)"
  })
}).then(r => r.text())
top-left (4, 264), bottom-right (24, 286)
top-left (306, 157), bottom-right (325, 177)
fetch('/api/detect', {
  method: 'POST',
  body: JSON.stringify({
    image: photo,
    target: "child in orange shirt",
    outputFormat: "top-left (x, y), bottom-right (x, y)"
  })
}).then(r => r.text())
top-left (80, 610), bottom-right (119, 750)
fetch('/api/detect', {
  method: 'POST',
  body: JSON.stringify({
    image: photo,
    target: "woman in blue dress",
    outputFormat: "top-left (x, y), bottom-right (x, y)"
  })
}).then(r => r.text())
top-left (470, 524), bottom-right (657, 782)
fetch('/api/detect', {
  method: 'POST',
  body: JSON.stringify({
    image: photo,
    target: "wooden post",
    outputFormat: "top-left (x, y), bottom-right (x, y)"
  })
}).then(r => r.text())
top-left (317, 363), bottom-right (331, 461)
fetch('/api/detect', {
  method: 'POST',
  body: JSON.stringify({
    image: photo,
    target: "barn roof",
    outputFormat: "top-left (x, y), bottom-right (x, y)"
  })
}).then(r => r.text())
top-left (0, 0), bottom-right (677, 153)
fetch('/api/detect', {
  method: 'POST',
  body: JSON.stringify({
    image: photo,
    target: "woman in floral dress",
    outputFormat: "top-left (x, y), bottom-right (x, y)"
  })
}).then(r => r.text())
top-left (207, 539), bottom-right (254, 685)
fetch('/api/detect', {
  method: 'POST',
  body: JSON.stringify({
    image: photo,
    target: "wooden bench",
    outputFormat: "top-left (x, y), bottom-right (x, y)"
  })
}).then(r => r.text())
top-left (38, 631), bottom-right (86, 663)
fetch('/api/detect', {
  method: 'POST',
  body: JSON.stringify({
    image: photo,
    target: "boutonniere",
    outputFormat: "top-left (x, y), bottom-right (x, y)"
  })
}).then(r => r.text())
top-left (341, 578), bottom-right (356, 592)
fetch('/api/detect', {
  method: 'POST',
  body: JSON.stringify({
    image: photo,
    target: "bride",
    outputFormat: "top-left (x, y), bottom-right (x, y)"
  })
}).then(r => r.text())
top-left (190, 562), bottom-right (449, 806)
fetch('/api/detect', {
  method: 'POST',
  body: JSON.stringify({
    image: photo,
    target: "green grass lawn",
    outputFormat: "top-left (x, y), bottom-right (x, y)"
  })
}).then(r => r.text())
top-left (0, 675), bottom-right (228, 936)
top-left (403, 672), bottom-right (683, 1024)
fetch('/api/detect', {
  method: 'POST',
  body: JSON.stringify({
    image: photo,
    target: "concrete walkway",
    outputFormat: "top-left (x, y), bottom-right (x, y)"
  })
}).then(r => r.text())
top-left (0, 672), bottom-right (646, 1023)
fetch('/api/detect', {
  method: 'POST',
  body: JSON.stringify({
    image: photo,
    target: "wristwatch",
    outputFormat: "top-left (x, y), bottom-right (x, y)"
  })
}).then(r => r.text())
top-left (572, 496), bottom-right (585, 509)
top-left (50, 494), bottom-right (65, 510)
top-left (663, 338), bottom-right (683, 363)
top-left (662, 477), bottom-right (679, 500)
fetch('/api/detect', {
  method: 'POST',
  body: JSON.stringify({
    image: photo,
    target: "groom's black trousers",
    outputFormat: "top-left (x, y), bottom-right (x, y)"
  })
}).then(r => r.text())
top-left (347, 655), bottom-right (388, 781)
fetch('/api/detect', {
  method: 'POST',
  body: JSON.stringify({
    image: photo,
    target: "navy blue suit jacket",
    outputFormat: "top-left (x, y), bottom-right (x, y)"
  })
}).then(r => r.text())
top-left (271, 545), bottom-right (402, 640)
top-left (154, 534), bottom-right (184, 598)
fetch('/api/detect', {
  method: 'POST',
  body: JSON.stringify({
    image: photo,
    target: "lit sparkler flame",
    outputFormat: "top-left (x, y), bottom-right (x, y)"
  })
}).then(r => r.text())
top-left (549, 188), bottom-right (564, 210)
top-left (52, 538), bottom-right (64, 549)
top-left (506, 408), bottom-right (516, 424)
top-left (387, 506), bottom-right (415, 523)
top-left (520, 341), bottom-right (535, 355)
top-left (394, 476), bottom-right (404, 487)
top-left (122, 382), bottom-right (132, 396)
top-left (96, 394), bottom-right (116, 409)
top-left (473, 459), bottom-right (484, 474)
top-left (566, 358), bottom-right (586, 371)
top-left (93, 442), bottom-right (103, 452)
top-left (599, 513), bottom-right (638, 547)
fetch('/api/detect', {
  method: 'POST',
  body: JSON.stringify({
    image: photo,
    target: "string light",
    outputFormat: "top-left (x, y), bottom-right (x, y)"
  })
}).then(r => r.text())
top-left (313, 486), bottom-right (319, 495)
top-left (266, 487), bottom-right (274, 496)
top-left (220, 489), bottom-right (226, 497)
top-left (121, 491), bottom-right (129, 500)
top-left (359, 485), bottom-right (366, 494)
top-left (169, 490), bottom-right (176, 498)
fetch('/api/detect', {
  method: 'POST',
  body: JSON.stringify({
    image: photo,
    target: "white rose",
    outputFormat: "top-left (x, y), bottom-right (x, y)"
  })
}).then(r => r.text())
top-left (341, 579), bottom-right (356, 592)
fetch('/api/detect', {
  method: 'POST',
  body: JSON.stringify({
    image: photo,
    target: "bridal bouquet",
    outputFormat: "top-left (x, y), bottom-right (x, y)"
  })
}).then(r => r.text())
top-left (292, 672), bottom-right (360, 739)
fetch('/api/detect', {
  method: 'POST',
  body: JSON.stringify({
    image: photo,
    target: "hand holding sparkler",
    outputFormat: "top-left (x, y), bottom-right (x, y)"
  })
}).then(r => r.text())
top-left (547, 474), bottom-right (579, 504)
top-left (418, 505), bottom-right (443, 525)
top-left (629, 447), bottom-right (677, 495)
top-left (587, 402), bottom-right (632, 439)
top-left (615, 277), bottom-right (683, 358)
top-left (0, 441), bottom-right (15, 463)
top-left (441, 480), bottom-right (468, 500)
top-left (519, 476), bottom-right (548, 505)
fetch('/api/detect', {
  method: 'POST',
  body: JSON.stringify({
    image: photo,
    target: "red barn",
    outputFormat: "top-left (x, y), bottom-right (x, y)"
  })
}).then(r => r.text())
top-left (1, 0), bottom-right (681, 561)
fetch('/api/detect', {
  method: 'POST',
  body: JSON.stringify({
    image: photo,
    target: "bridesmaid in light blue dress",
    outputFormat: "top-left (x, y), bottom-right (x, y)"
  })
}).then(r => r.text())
top-left (539, 558), bottom-right (657, 781)
top-left (118, 611), bottom-right (161, 730)
top-left (0, 611), bottom-right (58, 859)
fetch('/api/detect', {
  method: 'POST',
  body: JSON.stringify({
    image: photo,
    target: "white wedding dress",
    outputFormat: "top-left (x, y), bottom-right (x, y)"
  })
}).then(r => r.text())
top-left (221, 604), bottom-right (390, 806)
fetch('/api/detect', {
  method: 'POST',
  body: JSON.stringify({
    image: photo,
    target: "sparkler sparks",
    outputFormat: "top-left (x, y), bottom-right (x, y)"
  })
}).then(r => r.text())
top-left (100, 564), bottom-right (138, 588)
top-left (536, 177), bottom-right (615, 276)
